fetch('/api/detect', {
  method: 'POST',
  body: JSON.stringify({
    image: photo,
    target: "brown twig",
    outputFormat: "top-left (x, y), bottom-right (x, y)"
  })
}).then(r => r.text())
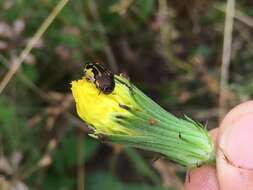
top-left (219, 0), bottom-right (235, 120)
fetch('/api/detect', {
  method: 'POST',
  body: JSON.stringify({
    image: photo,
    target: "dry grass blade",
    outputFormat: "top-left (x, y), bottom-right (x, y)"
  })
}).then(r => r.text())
top-left (219, 0), bottom-right (235, 120)
top-left (0, 0), bottom-right (69, 94)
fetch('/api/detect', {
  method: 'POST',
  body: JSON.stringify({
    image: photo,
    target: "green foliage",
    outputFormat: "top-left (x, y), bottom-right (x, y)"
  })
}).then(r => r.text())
top-left (136, 0), bottom-right (154, 21)
top-left (99, 0), bottom-right (123, 31)
top-left (43, 172), bottom-right (76, 190)
top-left (125, 148), bottom-right (160, 185)
top-left (37, 131), bottom-right (98, 189)
top-left (0, 96), bottom-right (40, 162)
top-left (0, 96), bottom-right (15, 128)
top-left (87, 171), bottom-right (167, 190)
top-left (22, 64), bottom-right (39, 82)
top-left (191, 45), bottom-right (213, 59)
top-left (54, 133), bottom-right (98, 171)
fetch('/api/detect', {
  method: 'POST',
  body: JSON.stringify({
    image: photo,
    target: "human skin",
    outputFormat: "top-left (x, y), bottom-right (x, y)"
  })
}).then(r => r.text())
top-left (184, 101), bottom-right (253, 190)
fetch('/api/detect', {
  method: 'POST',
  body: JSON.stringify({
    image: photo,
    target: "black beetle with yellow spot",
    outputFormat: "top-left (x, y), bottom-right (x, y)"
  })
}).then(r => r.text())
top-left (84, 63), bottom-right (115, 94)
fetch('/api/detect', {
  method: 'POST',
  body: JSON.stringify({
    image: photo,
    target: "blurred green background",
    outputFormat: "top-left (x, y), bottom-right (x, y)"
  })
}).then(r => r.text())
top-left (0, 0), bottom-right (252, 189)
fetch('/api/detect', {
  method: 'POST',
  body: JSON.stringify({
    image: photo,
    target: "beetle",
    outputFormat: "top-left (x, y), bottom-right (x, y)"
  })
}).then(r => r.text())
top-left (84, 63), bottom-right (115, 94)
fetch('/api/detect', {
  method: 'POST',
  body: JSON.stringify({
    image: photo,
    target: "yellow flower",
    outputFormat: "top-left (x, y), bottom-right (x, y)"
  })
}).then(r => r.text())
top-left (71, 75), bottom-right (139, 136)
top-left (71, 69), bottom-right (215, 168)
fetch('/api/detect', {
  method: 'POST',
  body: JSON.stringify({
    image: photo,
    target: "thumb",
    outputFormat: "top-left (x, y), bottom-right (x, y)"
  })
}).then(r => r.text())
top-left (217, 101), bottom-right (253, 190)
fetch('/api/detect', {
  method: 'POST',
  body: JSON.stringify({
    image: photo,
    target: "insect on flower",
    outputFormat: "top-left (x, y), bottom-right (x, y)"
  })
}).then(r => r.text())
top-left (71, 73), bottom-right (216, 168)
top-left (84, 63), bottom-right (115, 94)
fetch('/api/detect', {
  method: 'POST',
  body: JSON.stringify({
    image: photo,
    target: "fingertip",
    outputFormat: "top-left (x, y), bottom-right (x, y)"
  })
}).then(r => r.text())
top-left (217, 101), bottom-right (253, 189)
top-left (184, 165), bottom-right (219, 190)
top-left (218, 101), bottom-right (253, 169)
top-left (219, 101), bottom-right (253, 133)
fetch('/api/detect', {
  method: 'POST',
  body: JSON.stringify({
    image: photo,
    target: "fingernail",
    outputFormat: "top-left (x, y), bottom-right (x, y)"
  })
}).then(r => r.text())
top-left (222, 112), bottom-right (253, 169)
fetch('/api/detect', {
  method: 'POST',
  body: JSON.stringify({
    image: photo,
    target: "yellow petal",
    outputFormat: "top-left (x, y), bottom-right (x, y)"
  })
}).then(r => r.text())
top-left (71, 76), bottom-right (137, 135)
